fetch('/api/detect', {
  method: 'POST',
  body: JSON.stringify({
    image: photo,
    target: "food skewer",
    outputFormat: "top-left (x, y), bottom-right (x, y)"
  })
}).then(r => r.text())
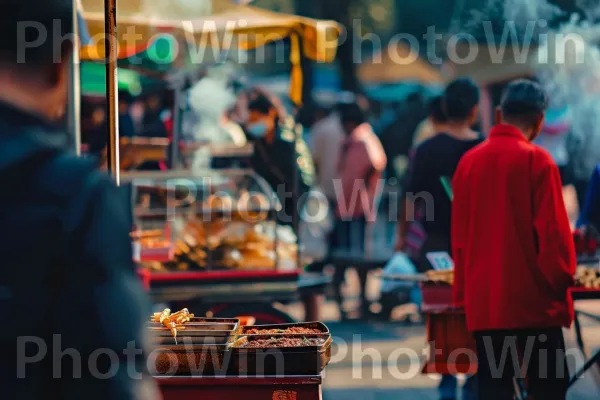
top-left (150, 308), bottom-right (195, 343)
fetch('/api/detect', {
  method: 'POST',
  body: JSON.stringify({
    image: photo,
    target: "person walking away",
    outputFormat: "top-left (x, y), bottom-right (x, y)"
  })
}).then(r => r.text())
top-left (398, 95), bottom-right (448, 259)
top-left (310, 104), bottom-right (344, 226)
top-left (380, 96), bottom-right (449, 321)
top-left (245, 89), bottom-right (315, 232)
top-left (452, 80), bottom-right (575, 400)
top-left (334, 100), bottom-right (387, 319)
top-left (0, 2), bottom-right (157, 399)
top-left (398, 78), bottom-right (482, 400)
top-left (412, 95), bottom-right (449, 148)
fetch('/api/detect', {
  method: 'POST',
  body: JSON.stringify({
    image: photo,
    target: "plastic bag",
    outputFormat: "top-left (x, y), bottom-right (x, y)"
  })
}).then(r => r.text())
top-left (380, 252), bottom-right (418, 293)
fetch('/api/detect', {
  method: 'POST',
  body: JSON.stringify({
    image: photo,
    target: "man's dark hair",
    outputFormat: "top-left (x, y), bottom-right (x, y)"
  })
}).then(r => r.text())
top-left (0, 1), bottom-right (73, 68)
top-left (428, 96), bottom-right (447, 124)
top-left (442, 78), bottom-right (480, 121)
top-left (500, 79), bottom-right (549, 127)
top-left (337, 101), bottom-right (367, 126)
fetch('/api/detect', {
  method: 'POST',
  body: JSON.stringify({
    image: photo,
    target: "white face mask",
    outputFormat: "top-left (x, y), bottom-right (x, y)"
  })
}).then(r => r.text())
top-left (247, 122), bottom-right (268, 138)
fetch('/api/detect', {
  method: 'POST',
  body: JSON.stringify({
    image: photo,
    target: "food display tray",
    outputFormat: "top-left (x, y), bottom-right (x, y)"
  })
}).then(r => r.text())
top-left (149, 323), bottom-right (237, 332)
top-left (229, 334), bottom-right (332, 376)
top-left (240, 322), bottom-right (329, 336)
top-left (149, 319), bottom-right (240, 352)
top-left (151, 344), bottom-right (232, 376)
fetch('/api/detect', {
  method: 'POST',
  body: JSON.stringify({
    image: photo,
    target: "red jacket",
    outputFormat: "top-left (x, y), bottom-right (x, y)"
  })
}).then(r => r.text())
top-left (452, 124), bottom-right (576, 332)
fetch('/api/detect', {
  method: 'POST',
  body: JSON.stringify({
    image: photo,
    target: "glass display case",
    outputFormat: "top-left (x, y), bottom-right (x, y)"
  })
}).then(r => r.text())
top-left (123, 169), bottom-right (298, 273)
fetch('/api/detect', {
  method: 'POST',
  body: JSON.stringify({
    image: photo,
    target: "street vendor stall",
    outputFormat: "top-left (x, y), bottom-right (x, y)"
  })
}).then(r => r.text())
top-left (148, 309), bottom-right (332, 400)
top-left (77, 1), bottom-right (337, 398)
top-left (125, 167), bottom-right (308, 324)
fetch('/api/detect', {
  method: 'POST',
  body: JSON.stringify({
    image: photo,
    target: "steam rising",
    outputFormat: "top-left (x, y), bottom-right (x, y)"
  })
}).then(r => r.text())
top-left (461, 0), bottom-right (600, 179)
top-left (187, 64), bottom-right (238, 171)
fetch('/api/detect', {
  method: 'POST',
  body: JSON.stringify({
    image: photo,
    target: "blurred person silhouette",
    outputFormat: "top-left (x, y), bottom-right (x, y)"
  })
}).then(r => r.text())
top-left (379, 91), bottom-right (427, 182)
top-left (412, 95), bottom-right (449, 148)
top-left (140, 91), bottom-right (168, 138)
top-left (399, 96), bottom-right (449, 264)
top-left (398, 78), bottom-right (483, 400)
top-left (118, 90), bottom-right (137, 139)
top-left (245, 89), bottom-right (315, 231)
top-left (452, 80), bottom-right (574, 400)
top-left (0, 2), bottom-right (157, 399)
top-left (334, 99), bottom-right (387, 319)
top-left (310, 102), bottom-right (342, 215)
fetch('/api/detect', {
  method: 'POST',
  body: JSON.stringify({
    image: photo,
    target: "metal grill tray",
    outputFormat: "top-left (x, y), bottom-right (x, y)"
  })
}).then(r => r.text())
top-left (229, 334), bottom-right (333, 376)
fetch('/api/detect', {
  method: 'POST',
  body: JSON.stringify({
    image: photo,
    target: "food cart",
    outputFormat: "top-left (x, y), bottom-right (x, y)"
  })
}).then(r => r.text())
top-left (149, 310), bottom-right (332, 400)
top-left (77, 1), bottom-right (340, 396)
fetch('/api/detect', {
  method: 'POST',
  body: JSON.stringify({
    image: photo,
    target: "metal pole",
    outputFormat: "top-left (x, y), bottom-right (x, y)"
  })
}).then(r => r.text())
top-left (170, 87), bottom-right (182, 169)
top-left (70, 1), bottom-right (82, 156)
top-left (105, 0), bottom-right (120, 184)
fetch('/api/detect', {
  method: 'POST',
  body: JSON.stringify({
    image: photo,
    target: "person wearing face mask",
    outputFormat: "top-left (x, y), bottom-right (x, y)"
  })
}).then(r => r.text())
top-left (246, 89), bottom-right (315, 231)
top-left (0, 2), bottom-right (157, 399)
top-left (452, 80), bottom-right (575, 400)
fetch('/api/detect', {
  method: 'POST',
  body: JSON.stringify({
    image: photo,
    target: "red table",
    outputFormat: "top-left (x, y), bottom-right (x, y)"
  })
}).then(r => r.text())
top-left (156, 375), bottom-right (322, 400)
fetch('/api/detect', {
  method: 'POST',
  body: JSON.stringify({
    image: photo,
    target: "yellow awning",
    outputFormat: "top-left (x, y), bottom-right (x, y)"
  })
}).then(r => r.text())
top-left (79, 0), bottom-right (341, 103)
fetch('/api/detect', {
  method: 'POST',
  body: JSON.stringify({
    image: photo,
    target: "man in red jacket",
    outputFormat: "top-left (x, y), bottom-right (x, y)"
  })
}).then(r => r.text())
top-left (452, 79), bottom-right (576, 400)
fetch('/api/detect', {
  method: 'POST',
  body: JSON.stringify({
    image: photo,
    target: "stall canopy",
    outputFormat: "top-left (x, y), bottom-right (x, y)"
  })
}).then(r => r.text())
top-left (79, 0), bottom-right (342, 103)
top-left (358, 42), bottom-right (443, 85)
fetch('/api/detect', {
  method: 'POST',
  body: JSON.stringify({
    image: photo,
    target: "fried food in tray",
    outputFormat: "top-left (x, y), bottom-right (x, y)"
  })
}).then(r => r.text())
top-left (150, 308), bottom-right (195, 341)
top-left (425, 269), bottom-right (454, 285)
top-left (246, 327), bottom-right (322, 335)
top-left (575, 266), bottom-right (600, 288)
top-left (239, 337), bottom-right (327, 348)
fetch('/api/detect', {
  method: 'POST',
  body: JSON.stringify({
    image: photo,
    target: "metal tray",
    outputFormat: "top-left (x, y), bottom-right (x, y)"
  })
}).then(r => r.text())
top-left (229, 334), bottom-right (333, 376)
top-left (149, 317), bottom-right (239, 324)
top-left (151, 344), bottom-right (232, 376)
top-left (152, 334), bottom-right (233, 346)
top-left (149, 323), bottom-right (237, 333)
top-left (240, 322), bottom-right (329, 336)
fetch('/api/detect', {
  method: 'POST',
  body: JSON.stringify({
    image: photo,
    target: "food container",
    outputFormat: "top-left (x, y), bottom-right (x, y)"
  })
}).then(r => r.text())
top-left (151, 344), bottom-right (232, 376)
top-left (240, 322), bottom-right (329, 336)
top-left (229, 334), bottom-right (333, 376)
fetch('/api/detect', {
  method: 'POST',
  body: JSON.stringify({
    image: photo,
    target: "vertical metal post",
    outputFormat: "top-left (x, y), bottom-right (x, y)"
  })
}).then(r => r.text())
top-left (70, 1), bottom-right (82, 156)
top-left (170, 87), bottom-right (182, 169)
top-left (105, 0), bottom-right (120, 184)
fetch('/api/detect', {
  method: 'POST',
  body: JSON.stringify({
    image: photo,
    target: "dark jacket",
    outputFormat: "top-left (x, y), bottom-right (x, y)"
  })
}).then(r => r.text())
top-left (250, 117), bottom-right (314, 229)
top-left (0, 103), bottom-right (156, 399)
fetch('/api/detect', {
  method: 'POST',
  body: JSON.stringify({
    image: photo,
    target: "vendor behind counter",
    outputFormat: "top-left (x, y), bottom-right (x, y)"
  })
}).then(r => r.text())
top-left (244, 90), bottom-right (315, 231)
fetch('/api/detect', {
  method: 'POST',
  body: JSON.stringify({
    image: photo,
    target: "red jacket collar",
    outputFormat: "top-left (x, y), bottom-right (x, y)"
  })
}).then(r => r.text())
top-left (489, 124), bottom-right (527, 142)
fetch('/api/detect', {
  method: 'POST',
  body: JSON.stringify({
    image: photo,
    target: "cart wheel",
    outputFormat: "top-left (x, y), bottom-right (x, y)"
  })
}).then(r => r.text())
top-left (211, 303), bottom-right (296, 325)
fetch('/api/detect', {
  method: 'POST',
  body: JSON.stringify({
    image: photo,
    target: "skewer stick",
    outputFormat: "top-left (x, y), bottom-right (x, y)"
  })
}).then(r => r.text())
top-left (104, 0), bottom-right (120, 184)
